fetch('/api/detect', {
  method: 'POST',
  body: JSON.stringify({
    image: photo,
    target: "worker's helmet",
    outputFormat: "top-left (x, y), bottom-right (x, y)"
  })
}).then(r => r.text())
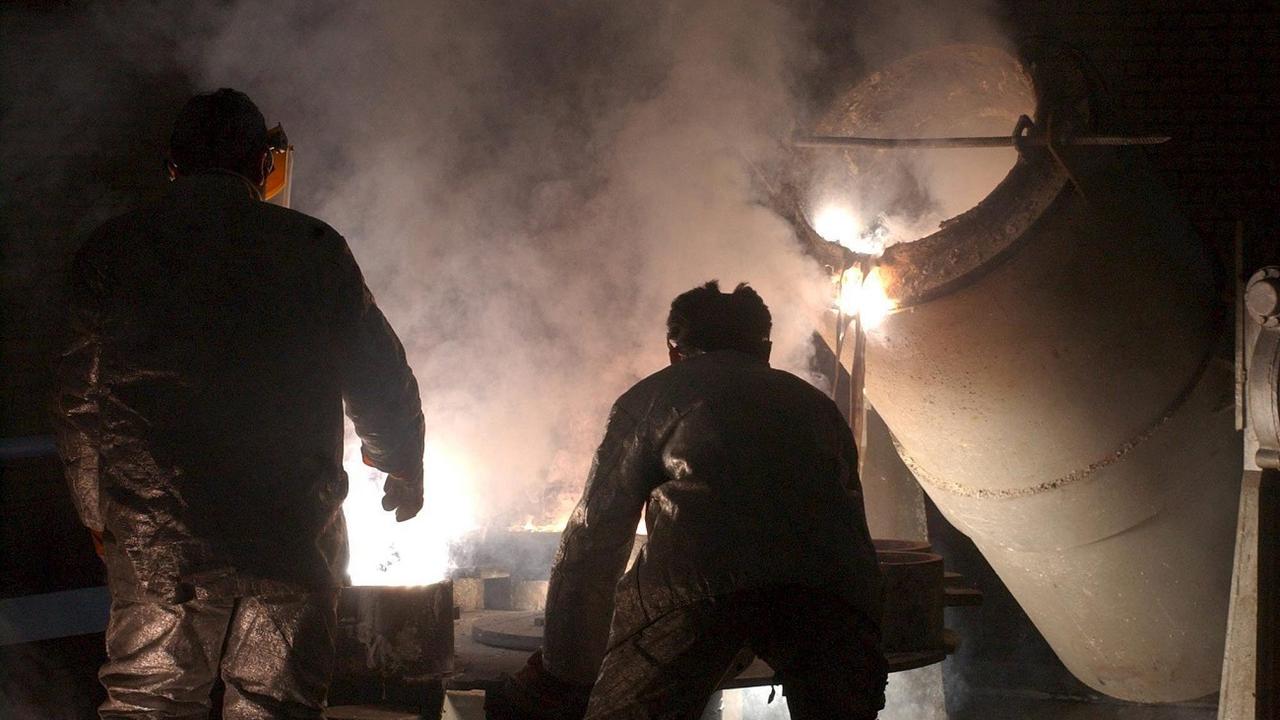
top-left (168, 88), bottom-right (293, 206)
top-left (169, 89), bottom-right (266, 176)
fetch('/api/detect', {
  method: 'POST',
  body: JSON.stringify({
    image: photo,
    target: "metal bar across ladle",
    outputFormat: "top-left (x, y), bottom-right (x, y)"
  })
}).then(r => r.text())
top-left (792, 133), bottom-right (1171, 150)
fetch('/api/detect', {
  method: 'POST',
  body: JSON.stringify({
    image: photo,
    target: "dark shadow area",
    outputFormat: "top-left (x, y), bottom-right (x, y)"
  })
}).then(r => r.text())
top-left (0, 633), bottom-right (106, 719)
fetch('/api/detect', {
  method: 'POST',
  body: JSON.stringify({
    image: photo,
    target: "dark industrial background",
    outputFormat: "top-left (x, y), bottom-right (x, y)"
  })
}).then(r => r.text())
top-left (2, 1), bottom-right (1277, 717)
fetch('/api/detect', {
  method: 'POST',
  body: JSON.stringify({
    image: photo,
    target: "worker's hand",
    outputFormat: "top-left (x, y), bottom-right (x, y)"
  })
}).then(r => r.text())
top-left (381, 467), bottom-right (423, 522)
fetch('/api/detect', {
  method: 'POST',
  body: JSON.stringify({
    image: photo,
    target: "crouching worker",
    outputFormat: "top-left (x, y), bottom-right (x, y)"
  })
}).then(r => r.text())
top-left (55, 89), bottom-right (425, 719)
top-left (487, 282), bottom-right (886, 720)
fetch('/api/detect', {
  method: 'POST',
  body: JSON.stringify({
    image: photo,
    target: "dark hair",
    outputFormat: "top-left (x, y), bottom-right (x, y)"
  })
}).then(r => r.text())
top-left (666, 281), bottom-right (772, 359)
top-left (169, 88), bottom-right (268, 176)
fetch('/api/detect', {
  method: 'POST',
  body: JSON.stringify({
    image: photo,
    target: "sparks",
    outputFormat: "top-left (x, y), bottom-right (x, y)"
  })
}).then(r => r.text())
top-left (837, 265), bottom-right (895, 330)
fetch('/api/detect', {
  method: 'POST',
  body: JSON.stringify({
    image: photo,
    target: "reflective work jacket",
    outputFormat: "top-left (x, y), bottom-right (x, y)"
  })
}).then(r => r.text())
top-left (55, 173), bottom-right (424, 603)
top-left (543, 350), bottom-right (883, 684)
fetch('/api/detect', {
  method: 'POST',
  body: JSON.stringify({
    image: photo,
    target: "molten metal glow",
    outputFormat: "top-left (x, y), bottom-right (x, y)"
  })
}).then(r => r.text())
top-left (837, 266), bottom-right (895, 329)
top-left (812, 205), bottom-right (861, 247)
top-left (343, 432), bottom-right (479, 586)
top-left (813, 204), bottom-right (890, 256)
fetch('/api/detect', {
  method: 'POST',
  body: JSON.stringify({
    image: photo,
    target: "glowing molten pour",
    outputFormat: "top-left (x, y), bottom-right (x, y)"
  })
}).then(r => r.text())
top-left (813, 205), bottom-right (861, 247)
top-left (812, 203), bottom-right (888, 256)
top-left (343, 433), bottom-right (478, 586)
top-left (837, 266), bottom-right (895, 329)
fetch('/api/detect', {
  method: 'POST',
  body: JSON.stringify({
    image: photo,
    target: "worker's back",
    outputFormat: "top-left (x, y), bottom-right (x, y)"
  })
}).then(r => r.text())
top-left (619, 349), bottom-right (882, 626)
top-left (60, 172), bottom-right (419, 601)
top-left (56, 88), bottom-right (426, 719)
top-left (530, 282), bottom-right (889, 718)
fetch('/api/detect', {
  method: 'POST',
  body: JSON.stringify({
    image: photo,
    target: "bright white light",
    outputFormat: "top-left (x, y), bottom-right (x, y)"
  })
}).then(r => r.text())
top-left (343, 432), bottom-right (479, 586)
top-left (836, 266), bottom-right (895, 330)
top-left (813, 204), bottom-right (892, 255)
top-left (813, 205), bottom-right (862, 246)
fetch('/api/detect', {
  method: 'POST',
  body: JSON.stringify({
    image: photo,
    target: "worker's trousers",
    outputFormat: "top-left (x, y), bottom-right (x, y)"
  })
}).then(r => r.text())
top-left (98, 591), bottom-right (338, 720)
top-left (584, 584), bottom-right (887, 720)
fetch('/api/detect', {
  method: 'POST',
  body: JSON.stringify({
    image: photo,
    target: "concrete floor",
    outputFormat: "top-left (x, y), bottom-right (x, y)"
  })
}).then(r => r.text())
top-left (368, 689), bottom-right (1221, 720)
top-left (577, 686), bottom-right (1218, 720)
top-left (700, 687), bottom-right (1218, 720)
top-left (949, 693), bottom-right (1217, 720)
top-left (427, 652), bottom-right (1224, 720)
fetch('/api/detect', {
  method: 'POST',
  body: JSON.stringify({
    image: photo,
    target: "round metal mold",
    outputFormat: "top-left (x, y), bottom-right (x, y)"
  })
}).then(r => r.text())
top-left (335, 583), bottom-right (456, 679)
top-left (470, 610), bottom-right (545, 652)
top-left (873, 538), bottom-right (932, 553)
top-left (326, 707), bottom-right (422, 720)
top-left (877, 551), bottom-right (945, 657)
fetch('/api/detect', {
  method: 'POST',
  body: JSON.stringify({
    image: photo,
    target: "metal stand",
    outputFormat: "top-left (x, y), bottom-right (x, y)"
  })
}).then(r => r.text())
top-left (830, 257), bottom-right (872, 461)
top-left (1229, 266), bottom-right (1280, 720)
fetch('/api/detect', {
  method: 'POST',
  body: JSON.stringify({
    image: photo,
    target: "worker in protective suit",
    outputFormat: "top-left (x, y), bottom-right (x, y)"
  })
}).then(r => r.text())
top-left (54, 88), bottom-right (425, 719)
top-left (487, 282), bottom-right (886, 720)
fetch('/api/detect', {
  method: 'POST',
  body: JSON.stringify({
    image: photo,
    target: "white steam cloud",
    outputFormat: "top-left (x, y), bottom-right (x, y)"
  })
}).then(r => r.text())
top-left (2, 1), bottom-right (1026, 715)
top-left (5, 0), bottom-right (1026, 591)
top-left (178, 1), bottom-right (830, 580)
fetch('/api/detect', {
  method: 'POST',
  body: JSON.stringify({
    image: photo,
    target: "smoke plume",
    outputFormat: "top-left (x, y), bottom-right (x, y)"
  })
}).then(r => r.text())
top-left (6, 0), bottom-right (1025, 581)
top-left (162, 0), bottom-right (832, 580)
top-left (13, 0), bottom-right (1028, 586)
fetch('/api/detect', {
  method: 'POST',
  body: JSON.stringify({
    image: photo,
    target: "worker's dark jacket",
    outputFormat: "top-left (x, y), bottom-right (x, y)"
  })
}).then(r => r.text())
top-left (55, 172), bottom-right (424, 603)
top-left (543, 350), bottom-right (883, 684)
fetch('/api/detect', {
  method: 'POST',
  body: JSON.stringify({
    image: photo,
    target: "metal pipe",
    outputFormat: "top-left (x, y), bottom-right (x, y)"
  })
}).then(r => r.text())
top-left (850, 259), bottom-right (870, 456)
top-left (792, 132), bottom-right (1171, 150)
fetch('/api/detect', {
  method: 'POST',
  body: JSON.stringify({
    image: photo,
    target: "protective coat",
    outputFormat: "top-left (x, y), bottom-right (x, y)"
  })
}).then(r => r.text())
top-left (542, 350), bottom-right (883, 687)
top-left (55, 172), bottom-right (425, 603)
top-left (99, 592), bottom-right (338, 719)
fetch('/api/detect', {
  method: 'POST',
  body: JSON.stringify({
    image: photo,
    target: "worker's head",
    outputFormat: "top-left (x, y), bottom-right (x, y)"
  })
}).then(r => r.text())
top-left (666, 281), bottom-right (772, 364)
top-left (168, 88), bottom-right (271, 190)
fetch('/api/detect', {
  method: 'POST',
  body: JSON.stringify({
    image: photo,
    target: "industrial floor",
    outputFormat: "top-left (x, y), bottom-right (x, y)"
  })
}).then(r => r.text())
top-left (426, 688), bottom-right (1219, 720)
top-left (948, 695), bottom-right (1217, 720)
top-left (692, 688), bottom-right (1218, 720)
top-left (3, 632), bottom-right (1220, 720)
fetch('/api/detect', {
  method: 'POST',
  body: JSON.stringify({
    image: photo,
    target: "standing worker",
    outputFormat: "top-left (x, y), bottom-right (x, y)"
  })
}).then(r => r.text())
top-left (489, 282), bottom-right (886, 719)
top-left (54, 88), bottom-right (426, 719)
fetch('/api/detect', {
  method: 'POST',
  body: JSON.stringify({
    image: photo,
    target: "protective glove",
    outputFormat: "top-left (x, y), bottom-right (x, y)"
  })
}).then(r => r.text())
top-left (381, 466), bottom-right (423, 522)
top-left (485, 650), bottom-right (592, 720)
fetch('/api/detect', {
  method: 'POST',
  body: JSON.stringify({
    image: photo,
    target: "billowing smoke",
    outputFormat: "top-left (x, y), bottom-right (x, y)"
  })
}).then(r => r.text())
top-left (16, 0), bottom-right (1030, 588)
top-left (168, 1), bottom-right (832, 582)
top-left (2, 1), bottom-right (1028, 717)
